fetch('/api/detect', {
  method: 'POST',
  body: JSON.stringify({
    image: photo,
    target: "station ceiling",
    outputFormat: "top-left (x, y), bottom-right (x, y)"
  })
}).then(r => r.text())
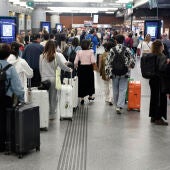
top-left (9, 0), bottom-right (170, 14)
top-left (9, 0), bottom-right (132, 14)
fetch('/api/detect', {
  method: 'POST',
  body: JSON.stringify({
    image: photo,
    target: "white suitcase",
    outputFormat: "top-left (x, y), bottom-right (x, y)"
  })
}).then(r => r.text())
top-left (59, 84), bottom-right (73, 120)
top-left (31, 89), bottom-right (49, 130)
top-left (72, 77), bottom-right (78, 109)
top-left (63, 76), bottom-right (78, 109)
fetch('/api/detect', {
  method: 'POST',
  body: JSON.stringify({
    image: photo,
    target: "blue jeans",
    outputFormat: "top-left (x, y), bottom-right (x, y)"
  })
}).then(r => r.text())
top-left (112, 76), bottom-right (128, 108)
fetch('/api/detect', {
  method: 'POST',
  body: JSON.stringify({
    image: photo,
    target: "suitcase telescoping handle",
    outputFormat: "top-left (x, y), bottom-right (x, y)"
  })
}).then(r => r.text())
top-left (65, 71), bottom-right (73, 86)
top-left (27, 78), bottom-right (32, 103)
top-left (68, 71), bottom-right (73, 87)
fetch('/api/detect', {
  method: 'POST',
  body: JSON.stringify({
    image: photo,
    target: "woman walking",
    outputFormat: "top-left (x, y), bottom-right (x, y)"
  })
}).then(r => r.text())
top-left (74, 39), bottom-right (96, 104)
top-left (39, 40), bottom-right (72, 120)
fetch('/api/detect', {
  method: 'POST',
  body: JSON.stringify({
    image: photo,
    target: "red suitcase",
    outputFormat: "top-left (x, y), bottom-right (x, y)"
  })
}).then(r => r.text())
top-left (127, 81), bottom-right (141, 111)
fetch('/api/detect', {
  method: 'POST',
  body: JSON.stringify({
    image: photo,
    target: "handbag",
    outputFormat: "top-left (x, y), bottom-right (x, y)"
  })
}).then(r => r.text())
top-left (137, 42), bottom-right (143, 56)
top-left (93, 63), bottom-right (99, 72)
top-left (55, 56), bottom-right (62, 90)
top-left (38, 80), bottom-right (51, 90)
top-left (137, 48), bottom-right (141, 56)
top-left (56, 69), bottom-right (61, 90)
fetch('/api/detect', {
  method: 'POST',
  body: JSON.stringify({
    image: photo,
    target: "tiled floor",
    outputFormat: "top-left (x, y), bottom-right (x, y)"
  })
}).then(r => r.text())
top-left (1, 58), bottom-right (170, 170)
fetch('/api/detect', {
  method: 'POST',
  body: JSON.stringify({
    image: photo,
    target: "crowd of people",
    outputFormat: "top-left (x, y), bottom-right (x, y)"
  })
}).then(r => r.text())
top-left (1, 27), bottom-right (170, 152)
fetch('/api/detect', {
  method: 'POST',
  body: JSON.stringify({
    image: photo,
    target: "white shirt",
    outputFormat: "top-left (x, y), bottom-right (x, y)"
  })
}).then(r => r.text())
top-left (137, 41), bottom-right (152, 57)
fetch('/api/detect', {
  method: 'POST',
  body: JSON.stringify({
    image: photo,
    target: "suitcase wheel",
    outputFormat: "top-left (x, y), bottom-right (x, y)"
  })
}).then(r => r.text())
top-left (40, 127), bottom-right (48, 131)
top-left (36, 146), bottom-right (40, 152)
top-left (18, 153), bottom-right (23, 159)
top-left (5, 151), bottom-right (11, 155)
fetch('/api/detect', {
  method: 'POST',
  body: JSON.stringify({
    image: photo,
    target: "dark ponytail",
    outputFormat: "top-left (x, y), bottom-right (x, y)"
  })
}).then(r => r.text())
top-left (10, 41), bottom-right (20, 58)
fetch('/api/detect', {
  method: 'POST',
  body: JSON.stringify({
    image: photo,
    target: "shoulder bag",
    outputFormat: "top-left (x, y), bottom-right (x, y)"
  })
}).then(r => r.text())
top-left (55, 55), bottom-right (62, 90)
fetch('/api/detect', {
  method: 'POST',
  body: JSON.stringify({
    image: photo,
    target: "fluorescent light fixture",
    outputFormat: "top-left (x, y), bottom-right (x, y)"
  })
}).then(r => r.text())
top-left (47, 7), bottom-right (118, 13)
top-left (34, 0), bottom-right (103, 2)
top-left (105, 11), bottom-right (115, 14)
top-left (116, 0), bottom-right (132, 3)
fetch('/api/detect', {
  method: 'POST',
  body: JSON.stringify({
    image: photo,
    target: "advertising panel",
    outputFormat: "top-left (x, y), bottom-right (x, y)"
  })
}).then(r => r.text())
top-left (0, 16), bottom-right (17, 44)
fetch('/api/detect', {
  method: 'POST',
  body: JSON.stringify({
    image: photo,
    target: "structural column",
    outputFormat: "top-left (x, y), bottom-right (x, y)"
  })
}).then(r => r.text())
top-left (0, 0), bottom-right (9, 16)
top-left (31, 7), bottom-right (46, 33)
top-left (51, 14), bottom-right (60, 29)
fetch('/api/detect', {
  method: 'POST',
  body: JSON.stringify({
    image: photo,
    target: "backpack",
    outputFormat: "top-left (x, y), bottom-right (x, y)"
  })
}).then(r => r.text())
top-left (85, 34), bottom-right (94, 49)
top-left (111, 46), bottom-right (128, 76)
top-left (69, 46), bottom-right (77, 63)
top-left (124, 39), bottom-right (131, 48)
top-left (140, 53), bottom-right (157, 79)
top-left (62, 46), bottom-right (69, 60)
top-left (0, 64), bottom-right (12, 99)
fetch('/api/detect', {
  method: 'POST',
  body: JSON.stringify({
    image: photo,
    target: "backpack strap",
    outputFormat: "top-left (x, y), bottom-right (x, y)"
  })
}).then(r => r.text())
top-left (3, 64), bottom-right (12, 71)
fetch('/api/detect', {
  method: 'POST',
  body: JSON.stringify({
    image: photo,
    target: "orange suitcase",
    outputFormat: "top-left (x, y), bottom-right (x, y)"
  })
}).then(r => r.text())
top-left (127, 81), bottom-right (141, 111)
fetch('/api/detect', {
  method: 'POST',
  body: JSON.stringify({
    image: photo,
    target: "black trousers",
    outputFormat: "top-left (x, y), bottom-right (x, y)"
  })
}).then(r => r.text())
top-left (31, 69), bottom-right (41, 87)
top-left (0, 96), bottom-right (12, 151)
top-left (149, 77), bottom-right (167, 120)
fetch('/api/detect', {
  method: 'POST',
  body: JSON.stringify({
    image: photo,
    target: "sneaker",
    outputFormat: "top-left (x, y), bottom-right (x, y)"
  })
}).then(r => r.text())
top-left (150, 117), bottom-right (155, 123)
top-left (49, 114), bottom-right (56, 120)
top-left (154, 118), bottom-right (168, 126)
top-left (109, 102), bottom-right (113, 106)
top-left (116, 107), bottom-right (122, 114)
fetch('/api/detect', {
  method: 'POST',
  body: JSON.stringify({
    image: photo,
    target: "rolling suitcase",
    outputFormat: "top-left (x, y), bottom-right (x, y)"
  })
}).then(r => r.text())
top-left (31, 89), bottom-right (49, 130)
top-left (127, 81), bottom-right (141, 111)
top-left (63, 76), bottom-right (78, 110)
top-left (72, 76), bottom-right (78, 109)
top-left (0, 107), bottom-right (6, 152)
top-left (59, 83), bottom-right (73, 121)
top-left (6, 104), bottom-right (40, 158)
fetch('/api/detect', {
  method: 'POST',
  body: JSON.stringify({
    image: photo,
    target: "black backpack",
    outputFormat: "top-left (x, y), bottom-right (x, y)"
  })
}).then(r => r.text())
top-left (0, 64), bottom-right (12, 99)
top-left (62, 46), bottom-right (69, 60)
top-left (140, 53), bottom-right (157, 79)
top-left (112, 46), bottom-right (128, 76)
top-left (69, 46), bottom-right (77, 63)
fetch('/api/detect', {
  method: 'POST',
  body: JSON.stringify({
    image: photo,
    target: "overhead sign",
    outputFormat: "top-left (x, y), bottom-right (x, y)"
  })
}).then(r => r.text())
top-left (126, 2), bottom-right (133, 9)
top-left (26, 1), bottom-right (34, 7)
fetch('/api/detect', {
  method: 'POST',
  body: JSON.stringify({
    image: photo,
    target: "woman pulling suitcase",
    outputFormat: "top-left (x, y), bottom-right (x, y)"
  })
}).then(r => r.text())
top-left (39, 40), bottom-right (72, 120)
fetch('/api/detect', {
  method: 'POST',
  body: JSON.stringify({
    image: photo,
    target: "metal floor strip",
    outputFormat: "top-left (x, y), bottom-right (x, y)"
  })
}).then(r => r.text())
top-left (57, 106), bottom-right (88, 170)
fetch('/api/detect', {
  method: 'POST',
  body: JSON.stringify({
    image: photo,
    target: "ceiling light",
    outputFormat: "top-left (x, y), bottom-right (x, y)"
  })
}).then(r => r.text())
top-left (105, 11), bottom-right (115, 14)
top-left (34, 0), bottom-right (103, 2)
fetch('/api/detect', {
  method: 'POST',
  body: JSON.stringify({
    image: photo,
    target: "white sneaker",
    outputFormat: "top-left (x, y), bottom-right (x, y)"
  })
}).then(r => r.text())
top-left (116, 107), bottom-right (122, 114)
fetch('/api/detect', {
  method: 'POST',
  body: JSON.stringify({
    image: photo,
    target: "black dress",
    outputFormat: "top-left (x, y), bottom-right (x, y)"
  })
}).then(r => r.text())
top-left (77, 64), bottom-right (95, 98)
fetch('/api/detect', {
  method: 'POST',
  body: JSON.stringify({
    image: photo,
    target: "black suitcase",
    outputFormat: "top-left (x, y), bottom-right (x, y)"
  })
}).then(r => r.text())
top-left (6, 104), bottom-right (40, 158)
top-left (0, 107), bottom-right (6, 152)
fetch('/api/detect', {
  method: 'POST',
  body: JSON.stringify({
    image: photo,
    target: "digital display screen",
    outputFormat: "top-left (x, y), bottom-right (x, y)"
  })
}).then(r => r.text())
top-left (0, 17), bottom-right (16, 44)
top-left (93, 15), bottom-right (98, 24)
top-left (56, 24), bottom-right (63, 32)
top-left (40, 21), bottom-right (51, 33)
top-left (144, 20), bottom-right (161, 41)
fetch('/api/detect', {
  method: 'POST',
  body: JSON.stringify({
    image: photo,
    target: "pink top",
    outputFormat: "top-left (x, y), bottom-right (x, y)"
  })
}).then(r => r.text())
top-left (74, 50), bottom-right (96, 66)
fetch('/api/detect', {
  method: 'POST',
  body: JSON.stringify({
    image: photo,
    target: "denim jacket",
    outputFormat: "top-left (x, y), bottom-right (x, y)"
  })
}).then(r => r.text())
top-left (0, 60), bottom-right (24, 102)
